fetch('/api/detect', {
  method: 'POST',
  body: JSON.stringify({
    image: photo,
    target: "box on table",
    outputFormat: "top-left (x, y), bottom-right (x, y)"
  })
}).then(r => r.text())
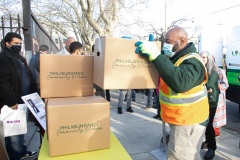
top-left (40, 54), bottom-right (93, 98)
top-left (46, 96), bottom-right (110, 157)
top-left (93, 37), bottom-right (161, 89)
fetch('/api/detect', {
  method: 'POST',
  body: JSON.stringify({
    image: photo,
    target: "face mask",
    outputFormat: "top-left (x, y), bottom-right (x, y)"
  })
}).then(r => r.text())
top-left (163, 40), bottom-right (180, 57)
top-left (162, 43), bottom-right (175, 57)
top-left (10, 44), bottom-right (22, 53)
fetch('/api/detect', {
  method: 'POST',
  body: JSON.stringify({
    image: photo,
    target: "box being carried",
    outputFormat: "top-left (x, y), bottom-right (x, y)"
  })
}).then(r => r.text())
top-left (46, 96), bottom-right (110, 157)
top-left (93, 37), bottom-right (161, 89)
top-left (40, 54), bottom-right (93, 98)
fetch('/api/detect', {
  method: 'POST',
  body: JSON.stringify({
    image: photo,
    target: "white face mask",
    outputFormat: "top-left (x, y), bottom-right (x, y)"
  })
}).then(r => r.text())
top-left (162, 43), bottom-right (175, 57)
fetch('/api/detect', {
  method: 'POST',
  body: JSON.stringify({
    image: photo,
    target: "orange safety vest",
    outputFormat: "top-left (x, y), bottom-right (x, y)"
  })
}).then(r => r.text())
top-left (159, 53), bottom-right (209, 125)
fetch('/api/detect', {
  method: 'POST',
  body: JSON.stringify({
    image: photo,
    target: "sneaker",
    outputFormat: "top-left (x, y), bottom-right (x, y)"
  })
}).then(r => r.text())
top-left (21, 151), bottom-right (38, 160)
top-left (118, 107), bottom-right (122, 114)
top-left (126, 107), bottom-right (134, 113)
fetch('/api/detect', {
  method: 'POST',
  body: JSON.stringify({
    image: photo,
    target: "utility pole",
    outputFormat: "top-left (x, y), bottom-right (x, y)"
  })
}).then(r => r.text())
top-left (22, 0), bottom-right (33, 64)
top-left (165, 0), bottom-right (167, 32)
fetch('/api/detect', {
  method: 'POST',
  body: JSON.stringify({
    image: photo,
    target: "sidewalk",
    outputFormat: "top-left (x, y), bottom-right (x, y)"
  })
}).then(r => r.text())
top-left (109, 90), bottom-right (240, 160)
top-left (26, 90), bottom-right (240, 160)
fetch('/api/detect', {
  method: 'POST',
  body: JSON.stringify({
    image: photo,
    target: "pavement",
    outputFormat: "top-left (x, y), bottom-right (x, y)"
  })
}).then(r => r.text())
top-left (25, 90), bottom-right (240, 160)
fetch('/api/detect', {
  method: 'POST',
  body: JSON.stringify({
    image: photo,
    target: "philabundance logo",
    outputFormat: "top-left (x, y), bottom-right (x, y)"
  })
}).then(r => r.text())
top-left (112, 58), bottom-right (153, 69)
top-left (47, 72), bottom-right (87, 80)
top-left (57, 122), bottom-right (103, 135)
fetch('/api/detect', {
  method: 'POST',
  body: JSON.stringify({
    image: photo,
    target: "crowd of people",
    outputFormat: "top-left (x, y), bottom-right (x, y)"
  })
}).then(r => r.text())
top-left (0, 26), bottom-right (229, 160)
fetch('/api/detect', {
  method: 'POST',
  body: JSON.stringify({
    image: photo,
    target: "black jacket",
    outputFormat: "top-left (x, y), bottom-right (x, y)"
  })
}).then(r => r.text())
top-left (29, 52), bottom-right (40, 94)
top-left (0, 47), bottom-right (37, 108)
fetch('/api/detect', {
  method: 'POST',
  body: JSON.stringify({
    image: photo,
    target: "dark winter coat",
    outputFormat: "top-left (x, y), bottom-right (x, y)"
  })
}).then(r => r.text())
top-left (0, 47), bottom-right (37, 108)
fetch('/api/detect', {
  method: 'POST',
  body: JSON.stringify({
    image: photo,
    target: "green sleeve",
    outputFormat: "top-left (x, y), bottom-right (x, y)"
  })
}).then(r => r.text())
top-left (206, 70), bottom-right (219, 105)
top-left (152, 55), bottom-right (205, 93)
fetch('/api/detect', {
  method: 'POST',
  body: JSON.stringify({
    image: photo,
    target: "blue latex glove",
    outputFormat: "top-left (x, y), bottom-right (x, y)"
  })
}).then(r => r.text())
top-left (135, 41), bottom-right (160, 61)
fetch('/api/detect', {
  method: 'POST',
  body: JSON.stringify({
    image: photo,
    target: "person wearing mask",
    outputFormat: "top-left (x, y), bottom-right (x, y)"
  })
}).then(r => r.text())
top-left (69, 41), bottom-right (83, 55)
top-left (135, 27), bottom-right (209, 159)
top-left (0, 32), bottom-right (38, 160)
top-left (200, 51), bottom-right (220, 160)
top-left (29, 45), bottom-right (49, 94)
top-left (56, 37), bottom-right (75, 55)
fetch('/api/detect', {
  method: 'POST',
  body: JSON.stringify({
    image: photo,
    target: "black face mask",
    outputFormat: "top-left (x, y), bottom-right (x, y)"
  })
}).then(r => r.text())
top-left (10, 44), bottom-right (22, 53)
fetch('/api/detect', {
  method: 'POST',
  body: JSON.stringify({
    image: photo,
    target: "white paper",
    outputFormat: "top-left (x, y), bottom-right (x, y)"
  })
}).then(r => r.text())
top-left (21, 93), bottom-right (46, 130)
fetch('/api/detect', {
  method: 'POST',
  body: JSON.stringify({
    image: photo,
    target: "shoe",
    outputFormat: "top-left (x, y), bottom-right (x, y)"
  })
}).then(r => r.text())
top-left (153, 114), bottom-right (160, 119)
top-left (204, 148), bottom-right (215, 160)
top-left (132, 99), bottom-right (136, 102)
top-left (126, 107), bottom-right (134, 113)
top-left (21, 151), bottom-right (38, 160)
top-left (124, 98), bottom-right (127, 101)
top-left (144, 106), bottom-right (151, 110)
top-left (118, 107), bottom-right (122, 114)
top-left (201, 141), bottom-right (208, 149)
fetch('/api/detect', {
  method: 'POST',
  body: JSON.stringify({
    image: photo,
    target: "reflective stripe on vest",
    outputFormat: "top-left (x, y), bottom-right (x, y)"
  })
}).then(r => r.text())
top-left (160, 86), bottom-right (207, 105)
top-left (160, 53), bottom-right (209, 125)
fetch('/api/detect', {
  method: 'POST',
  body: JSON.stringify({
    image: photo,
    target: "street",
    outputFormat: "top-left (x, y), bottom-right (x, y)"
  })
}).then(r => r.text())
top-left (225, 100), bottom-right (240, 134)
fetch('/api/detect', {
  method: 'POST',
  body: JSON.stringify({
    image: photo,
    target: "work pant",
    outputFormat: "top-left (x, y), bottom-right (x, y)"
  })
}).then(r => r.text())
top-left (167, 123), bottom-right (206, 160)
top-left (205, 106), bottom-right (217, 150)
top-left (147, 89), bottom-right (154, 107)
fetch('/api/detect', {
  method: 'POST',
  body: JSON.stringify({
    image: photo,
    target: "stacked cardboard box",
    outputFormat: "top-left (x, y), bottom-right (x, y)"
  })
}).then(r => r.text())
top-left (40, 54), bottom-right (110, 157)
top-left (40, 38), bottom-right (161, 157)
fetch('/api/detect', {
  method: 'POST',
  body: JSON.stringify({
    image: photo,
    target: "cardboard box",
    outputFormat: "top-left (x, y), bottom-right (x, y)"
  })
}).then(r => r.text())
top-left (40, 54), bottom-right (93, 98)
top-left (46, 96), bottom-right (110, 157)
top-left (93, 37), bottom-right (161, 89)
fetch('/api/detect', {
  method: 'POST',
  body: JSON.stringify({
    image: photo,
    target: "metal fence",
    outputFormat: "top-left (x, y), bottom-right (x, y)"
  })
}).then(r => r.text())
top-left (31, 12), bottom-right (59, 54)
top-left (0, 13), bottom-right (59, 55)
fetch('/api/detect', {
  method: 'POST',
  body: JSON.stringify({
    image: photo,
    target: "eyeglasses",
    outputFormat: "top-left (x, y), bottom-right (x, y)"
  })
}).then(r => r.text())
top-left (201, 57), bottom-right (208, 59)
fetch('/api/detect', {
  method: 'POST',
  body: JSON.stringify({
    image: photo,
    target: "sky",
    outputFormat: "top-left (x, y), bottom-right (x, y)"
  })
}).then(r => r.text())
top-left (1, 0), bottom-right (240, 40)
top-left (119, 0), bottom-right (240, 39)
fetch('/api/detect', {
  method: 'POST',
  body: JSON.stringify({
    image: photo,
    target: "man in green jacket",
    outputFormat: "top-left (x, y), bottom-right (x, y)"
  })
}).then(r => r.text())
top-left (135, 27), bottom-right (209, 160)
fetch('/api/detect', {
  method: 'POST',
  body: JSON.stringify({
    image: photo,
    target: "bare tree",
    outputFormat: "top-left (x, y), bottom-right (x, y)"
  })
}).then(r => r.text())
top-left (31, 0), bottom-right (124, 51)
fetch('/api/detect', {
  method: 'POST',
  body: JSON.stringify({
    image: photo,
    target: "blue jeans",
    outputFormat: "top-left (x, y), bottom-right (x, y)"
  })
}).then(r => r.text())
top-left (5, 134), bottom-right (27, 160)
top-left (155, 94), bottom-right (160, 115)
top-left (118, 89), bottom-right (132, 108)
top-left (147, 89), bottom-right (154, 107)
top-left (132, 90), bottom-right (136, 100)
top-left (124, 90), bottom-right (136, 100)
